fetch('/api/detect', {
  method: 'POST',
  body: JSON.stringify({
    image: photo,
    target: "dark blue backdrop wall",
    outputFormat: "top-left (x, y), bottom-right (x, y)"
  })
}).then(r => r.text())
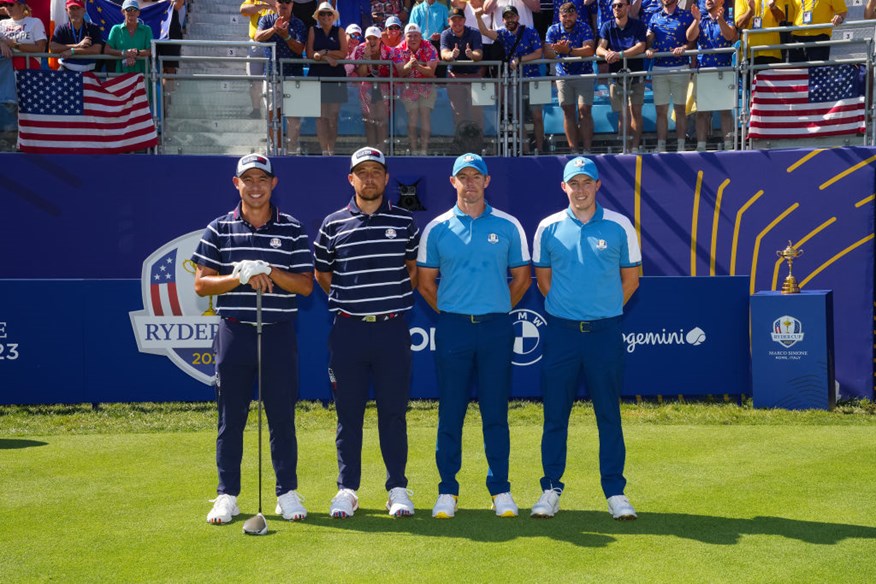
top-left (1, 148), bottom-right (873, 403)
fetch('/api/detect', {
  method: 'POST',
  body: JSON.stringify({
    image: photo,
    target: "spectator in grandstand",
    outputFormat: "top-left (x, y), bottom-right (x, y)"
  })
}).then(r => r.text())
top-left (241, 0), bottom-right (276, 119)
top-left (383, 14), bottom-right (405, 47)
top-left (545, 3), bottom-right (597, 154)
top-left (484, 0), bottom-right (541, 30)
top-left (307, 1), bottom-right (349, 156)
top-left (460, 0), bottom-right (501, 76)
top-left (551, 0), bottom-right (590, 27)
top-left (158, 0), bottom-right (185, 92)
top-left (354, 25), bottom-right (394, 147)
top-left (787, 0), bottom-right (846, 62)
top-left (392, 22), bottom-right (439, 154)
top-left (0, 0), bottom-right (47, 70)
top-left (256, 0), bottom-right (307, 153)
top-left (106, 0), bottom-right (153, 74)
top-left (734, 0), bottom-right (786, 66)
top-left (293, 0), bottom-right (318, 28)
top-left (370, 0), bottom-right (411, 28)
top-left (441, 7), bottom-right (484, 139)
top-left (345, 22), bottom-right (363, 74)
top-left (596, 0), bottom-right (648, 151)
top-left (475, 4), bottom-right (545, 152)
top-left (49, 0), bottom-right (104, 72)
top-left (687, 0), bottom-right (735, 151)
top-left (410, 0), bottom-right (449, 75)
top-left (645, 0), bottom-right (694, 152)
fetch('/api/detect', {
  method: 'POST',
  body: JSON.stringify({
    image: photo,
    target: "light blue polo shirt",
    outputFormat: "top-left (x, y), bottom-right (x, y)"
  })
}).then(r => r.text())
top-left (533, 203), bottom-right (641, 321)
top-left (418, 203), bottom-right (530, 314)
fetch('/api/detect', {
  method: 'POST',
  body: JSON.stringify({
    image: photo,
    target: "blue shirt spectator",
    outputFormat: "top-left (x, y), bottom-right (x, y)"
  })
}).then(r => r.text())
top-left (410, 0), bottom-right (449, 39)
top-left (494, 24), bottom-right (543, 77)
top-left (258, 13), bottom-right (308, 76)
top-left (696, 11), bottom-right (734, 67)
top-left (599, 15), bottom-right (647, 72)
top-left (552, 0), bottom-right (590, 24)
top-left (440, 24), bottom-right (483, 74)
top-left (647, 6), bottom-right (694, 67)
top-left (546, 19), bottom-right (594, 75)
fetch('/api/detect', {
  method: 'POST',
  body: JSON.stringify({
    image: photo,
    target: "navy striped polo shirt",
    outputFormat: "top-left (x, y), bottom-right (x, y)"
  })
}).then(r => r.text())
top-left (192, 203), bottom-right (313, 324)
top-left (314, 197), bottom-right (420, 316)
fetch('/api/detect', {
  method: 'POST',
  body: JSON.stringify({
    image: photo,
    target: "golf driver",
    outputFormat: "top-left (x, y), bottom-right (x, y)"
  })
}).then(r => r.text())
top-left (243, 289), bottom-right (268, 536)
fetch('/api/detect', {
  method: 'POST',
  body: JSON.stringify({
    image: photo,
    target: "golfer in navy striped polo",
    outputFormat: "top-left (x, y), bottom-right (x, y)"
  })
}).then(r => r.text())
top-left (192, 153), bottom-right (314, 526)
top-left (313, 147), bottom-right (420, 519)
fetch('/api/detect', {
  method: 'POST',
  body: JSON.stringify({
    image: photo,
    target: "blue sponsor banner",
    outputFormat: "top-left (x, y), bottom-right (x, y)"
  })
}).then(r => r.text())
top-left (0, 149), bottom-right (872, 399)
top-left (0, 276), bottom-right (748, 404)
top-left (751, 291), bottom-right (836, 410)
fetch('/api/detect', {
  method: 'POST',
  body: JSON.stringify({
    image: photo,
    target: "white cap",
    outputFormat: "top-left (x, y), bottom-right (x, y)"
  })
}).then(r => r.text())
top-left (404, 23), bottom-right (421, 35)
top-left (350, 147), bottom-right (387, 171)
top-left (236, 153), bottom-right (273, 177)
top-left (365, 26), bottom-right (382, 39)
top-left (345, 24), bottom-right (362, 35)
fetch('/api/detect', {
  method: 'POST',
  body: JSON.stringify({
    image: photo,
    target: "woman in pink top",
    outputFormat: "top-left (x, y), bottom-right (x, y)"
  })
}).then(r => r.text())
top-left (392, 23), bottom-right (438, 154)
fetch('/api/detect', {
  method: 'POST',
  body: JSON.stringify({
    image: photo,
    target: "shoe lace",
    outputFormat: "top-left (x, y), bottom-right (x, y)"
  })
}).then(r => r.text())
top-left (389, 487), bottom-right (413, 503)
top-left (332, 488), bottom-right (357, 505)
top-left (279, 490), bottom-right (304, 508)
top-left (210, 494), bottom-right (235, 513)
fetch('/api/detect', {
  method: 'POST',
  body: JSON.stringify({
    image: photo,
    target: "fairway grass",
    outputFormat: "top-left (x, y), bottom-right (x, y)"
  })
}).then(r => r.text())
top-left (1, 402), bottom-right (875, 583)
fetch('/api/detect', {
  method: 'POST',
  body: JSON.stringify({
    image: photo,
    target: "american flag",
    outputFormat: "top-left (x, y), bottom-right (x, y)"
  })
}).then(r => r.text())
top-left (150, 249), bottom-right (183, 317)
top-left (15, 70), bottom-right (158, 153)
top-left (748, 65), bottom-right (866, 139)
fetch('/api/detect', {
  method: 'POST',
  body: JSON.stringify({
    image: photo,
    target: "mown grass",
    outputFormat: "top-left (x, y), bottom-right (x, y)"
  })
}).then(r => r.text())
top-left (1, 401), bottom-right (874, 583)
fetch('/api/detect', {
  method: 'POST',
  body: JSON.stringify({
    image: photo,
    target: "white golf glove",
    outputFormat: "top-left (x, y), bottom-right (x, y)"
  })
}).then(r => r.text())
top-left (231, 262), bottom-right (243, 278)
top-left (238, 260), bottom-right (272, 285)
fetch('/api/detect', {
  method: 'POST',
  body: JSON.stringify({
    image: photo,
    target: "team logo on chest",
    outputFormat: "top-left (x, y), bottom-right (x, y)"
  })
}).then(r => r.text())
top-left (596, 239), bottom-right (607, 250)
top-left (269, 237), bottom-right (282, 248)
top-left (385, 228), bottom-right (398, 239)
top-left (487, 233), bottom-right (499, 244)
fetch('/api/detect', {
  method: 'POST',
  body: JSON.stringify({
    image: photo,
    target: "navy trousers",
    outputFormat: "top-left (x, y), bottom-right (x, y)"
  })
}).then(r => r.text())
top-left (435, 312), bottom-right (514, 496)
top-left (539, 315), bottom-right (627, 498)
top-left (214, 318), bottom-right (299, 497)
top-left (329, 315), bottom-right (411, 491)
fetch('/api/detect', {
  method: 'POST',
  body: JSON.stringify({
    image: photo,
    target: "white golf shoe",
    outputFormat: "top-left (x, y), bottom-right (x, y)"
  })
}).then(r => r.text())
top-left (607, 495), bottom-right (638, 520)
top-left (491, 492), bottom-right (518, 518)
top-left (330, 488), bottom-right (359, 519)
top-left (207, 493), bottom-right (240, 524)
top-left (432, 494), bottom-right (458, 519)
top-left (386, 487), bottom-right (415, 517)
top-left (530, 489), bottom-right (561, 518)
top-left (276, 490), bottom-right (307, 521)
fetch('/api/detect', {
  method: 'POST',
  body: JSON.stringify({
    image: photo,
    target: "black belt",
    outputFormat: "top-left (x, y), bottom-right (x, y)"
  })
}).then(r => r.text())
top-left (549, 314), bottom-right (621, 333)
top-left (337, 311), bottom-right (400, 323)
top-left (442, 312), bottom-right (507, 324)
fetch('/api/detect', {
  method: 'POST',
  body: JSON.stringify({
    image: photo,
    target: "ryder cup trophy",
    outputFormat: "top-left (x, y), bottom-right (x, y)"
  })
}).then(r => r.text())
top-left (777, 241), bottom-right (804, 294)
top-left (182, 259), bottom-right (218, 315)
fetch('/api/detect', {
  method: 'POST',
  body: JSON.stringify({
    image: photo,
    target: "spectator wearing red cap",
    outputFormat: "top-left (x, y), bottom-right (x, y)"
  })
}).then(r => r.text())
top-left (49, 0), bottom-right (105, 72)
top-left (0, 0), bottom-right (47, 70)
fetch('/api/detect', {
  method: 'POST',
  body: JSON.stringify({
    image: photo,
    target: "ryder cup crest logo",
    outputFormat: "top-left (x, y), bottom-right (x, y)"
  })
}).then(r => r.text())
top-left (270, 237), bottom-right (282, 249)
top-left (129, 231), bottom-right (221, 385)
top-left (771, 315), bottom-right (805, 348)
top-left (385, 228), bottom-right (398, 239)
top-left (488, 233), bottom-right (499, 244)
top-left (512, 309), bottom-right (547, 366)
top-left (596, 239), bottom-right (607, 250)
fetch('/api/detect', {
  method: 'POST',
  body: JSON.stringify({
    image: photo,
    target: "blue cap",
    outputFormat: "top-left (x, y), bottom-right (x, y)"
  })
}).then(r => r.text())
top-left (452, 153), bottom-right (488, 176)
top-left (385, 15), bottom-right (403, 28)
top-left (121, 0), bottom-right (140, 9)
top-left (563, 156), bottom-right (599, 183)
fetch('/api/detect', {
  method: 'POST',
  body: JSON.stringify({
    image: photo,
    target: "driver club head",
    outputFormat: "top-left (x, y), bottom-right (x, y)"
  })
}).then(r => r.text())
top-left (242, 513), bottom-right (268, 536)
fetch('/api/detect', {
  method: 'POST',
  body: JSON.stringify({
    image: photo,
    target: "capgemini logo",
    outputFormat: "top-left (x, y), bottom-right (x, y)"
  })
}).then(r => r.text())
top-left (623, 327), bottom-right (708, 353)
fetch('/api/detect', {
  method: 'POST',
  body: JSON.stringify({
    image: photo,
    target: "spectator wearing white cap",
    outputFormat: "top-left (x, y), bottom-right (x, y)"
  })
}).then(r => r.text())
top-left (345, 23), bottom-right (363, 74)
top-left (392, 22), bottom-right (440, 154)
top-left (307, 1), bottom-right (349, 155)
top-left (353, 25), bottom-right (395, 147)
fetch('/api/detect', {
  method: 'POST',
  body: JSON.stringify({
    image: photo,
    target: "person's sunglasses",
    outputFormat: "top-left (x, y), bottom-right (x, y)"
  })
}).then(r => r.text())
top-left (318, 11), bottom-right (334, 16)
top-left (124, 7), bottom-right (140, 12)
top-left (612, 3), bottom-right (626, 8)
top-left (387, 25), bottom-right (401, 30)
top-left (277, 0), bottom-right (292, 4)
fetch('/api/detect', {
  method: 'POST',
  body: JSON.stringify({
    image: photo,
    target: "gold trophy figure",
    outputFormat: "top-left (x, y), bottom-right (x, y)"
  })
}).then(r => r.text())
top-left (182, 259), bottom-right (218, 316)
top-left (776, 241), bottom-right (804, 294)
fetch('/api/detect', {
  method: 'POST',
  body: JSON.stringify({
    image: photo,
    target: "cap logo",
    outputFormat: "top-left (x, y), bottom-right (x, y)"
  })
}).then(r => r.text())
top-left (464, 155), bottom-right (475, 162)
top-left (356, 149), bottom-right (381, 159)
top-left (574, 159), bottom-right (586, 167)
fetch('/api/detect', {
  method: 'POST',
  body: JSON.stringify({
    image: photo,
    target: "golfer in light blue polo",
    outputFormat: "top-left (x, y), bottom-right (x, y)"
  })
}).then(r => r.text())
top-left (417, 153), bottom-right (531, 520)
top-left (530, 156), bottom-right (641, 520)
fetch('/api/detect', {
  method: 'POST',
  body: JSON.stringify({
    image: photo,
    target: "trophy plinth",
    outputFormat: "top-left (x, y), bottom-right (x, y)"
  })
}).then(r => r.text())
top-left (776, 241), bottom-right (804, 295)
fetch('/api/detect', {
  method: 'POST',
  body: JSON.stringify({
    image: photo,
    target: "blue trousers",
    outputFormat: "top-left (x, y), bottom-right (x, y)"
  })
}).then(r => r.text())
top-left (214, 318), bottom-right (299, 497)
top-left (435, 312), bottom-right (514, 496)
top-left (539, 315), bottom-right (627, 498)
top-left (329, 315), bottom-right (411, 491)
